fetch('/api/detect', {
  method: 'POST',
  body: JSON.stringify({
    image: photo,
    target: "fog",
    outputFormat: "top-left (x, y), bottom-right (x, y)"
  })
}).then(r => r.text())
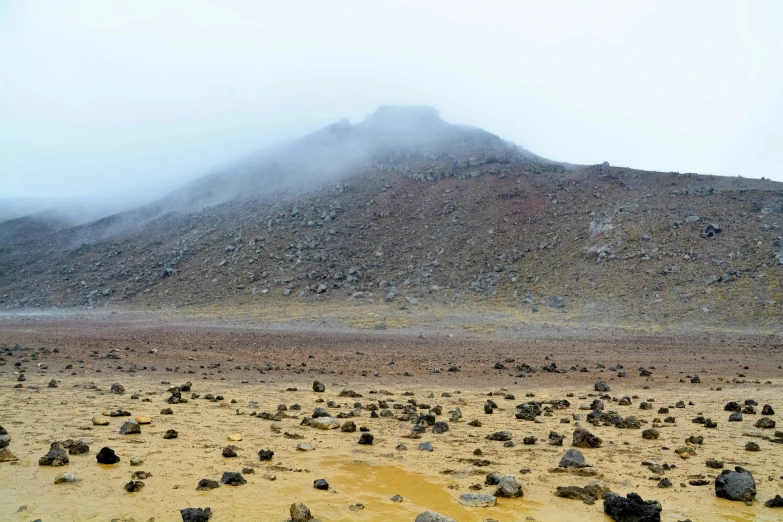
top-left (1, 0), bottom-right (782, 219)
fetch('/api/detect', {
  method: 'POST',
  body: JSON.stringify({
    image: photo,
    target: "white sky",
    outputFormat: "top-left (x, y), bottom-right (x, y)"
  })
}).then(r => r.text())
top-left (1, 0), bottom-right (782, 202)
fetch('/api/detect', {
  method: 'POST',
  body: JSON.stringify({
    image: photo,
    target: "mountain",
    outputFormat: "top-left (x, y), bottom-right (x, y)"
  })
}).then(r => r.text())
top-left (1, 106), bottom-right (782, 328)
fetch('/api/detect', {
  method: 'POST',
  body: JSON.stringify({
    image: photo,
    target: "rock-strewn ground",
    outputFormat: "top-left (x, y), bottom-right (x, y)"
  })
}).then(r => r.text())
top-left (1, 313), bottom-right (782, 521)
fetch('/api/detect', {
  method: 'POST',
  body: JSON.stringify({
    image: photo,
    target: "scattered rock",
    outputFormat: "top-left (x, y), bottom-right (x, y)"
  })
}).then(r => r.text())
top-left (573, 428), bottom-right (602, 448)
top-left (595, 382), bottom-right (611, 392)
top-left (289, 502), bottom-right (313, 522)
top-left (96, 447), bottom-right (120, 464)
top-left (555, 482), bottom-right (610, 504)
top-left (222, 446), bottom-right (238, 458)
top-left (39, 443), bottom-right (69, 466)
top-left (0, 448), bottom-right (19, 462)
top-left (458, 493), bottom-right (497, 507)
top-left (559, 449), bottom-right (589, 468)
top-left (54, 473), bottom-right (76, 484)
top-left (756, 417), bottom-right (776, 429)
top-left (487, 431), bottom-right (512, 441)
top-left (313, 478), bottom-right (329, 490)
top-left (124, 480), bottom-right (144, 492)
top-left (197, 478), bottom-right (220, 491)
top-left (310, 417), bottom-right (340, 430)
top-left (180, 507), bottom-right (212, 522)
top-left (494, 475), bottom-right (523, 498)
top-left (258, 449), bottom-right (274, 461)
top-left (603, 492), bottom-right (662, 522)
top-left (119, 420), bottom-right (141, 435)
top-left (220, 471), bottom-right (246, 486)
top-left (765, 495), bottom-right (783, 508)
top-left (715, 466), bottom-right (756, 503)
top-left (414, 511), bottom-right (457, 522)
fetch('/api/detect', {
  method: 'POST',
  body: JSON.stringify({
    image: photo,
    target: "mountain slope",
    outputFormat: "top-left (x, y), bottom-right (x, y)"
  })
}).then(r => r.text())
top-left (1, 106), bottom-right (782, 327)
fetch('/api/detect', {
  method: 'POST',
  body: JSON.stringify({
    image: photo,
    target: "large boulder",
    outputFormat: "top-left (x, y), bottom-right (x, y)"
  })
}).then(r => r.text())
top-left (603, 492), bottom-right (661, 522)
top-left (715, 467), bottom-right (756, 503)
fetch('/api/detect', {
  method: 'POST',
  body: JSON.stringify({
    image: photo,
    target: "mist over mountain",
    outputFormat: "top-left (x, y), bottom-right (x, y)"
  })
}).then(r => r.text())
top-left (1, 105), bottom-right (782, 329)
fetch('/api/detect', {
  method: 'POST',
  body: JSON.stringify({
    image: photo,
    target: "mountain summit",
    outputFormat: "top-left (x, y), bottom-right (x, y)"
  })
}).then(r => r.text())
top-left (1, 106), bottom-right (782, 328)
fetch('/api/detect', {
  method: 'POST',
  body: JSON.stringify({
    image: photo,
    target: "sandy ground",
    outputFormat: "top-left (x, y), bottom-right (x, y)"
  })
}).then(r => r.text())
top-left (1, 313), bottom-right (783, 522)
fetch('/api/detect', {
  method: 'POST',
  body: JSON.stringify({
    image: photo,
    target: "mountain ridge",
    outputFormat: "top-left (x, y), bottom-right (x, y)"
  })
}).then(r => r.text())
top-left (1, 106), bottom-right (782, 328)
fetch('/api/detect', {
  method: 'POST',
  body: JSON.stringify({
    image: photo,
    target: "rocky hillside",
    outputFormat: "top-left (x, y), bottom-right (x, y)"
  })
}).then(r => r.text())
top-left (1, 106), bottom-right (782, 327)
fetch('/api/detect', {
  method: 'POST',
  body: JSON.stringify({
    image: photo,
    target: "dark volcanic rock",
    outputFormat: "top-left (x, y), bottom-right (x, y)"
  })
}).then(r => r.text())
top-left (555, 482), bottom-right (610, 504)
top-left (756, 417), bottom-right (776, 429)
top-left (222, 446), bottom-right (237, 458)
top-left (432, 421), bottom-right (449, 434)
top-left (487, 430), bottom-right (512, 441)
top-left (197, 478), bottom-right (220, 491)
top-left (603, 492), bottom-right (662, 522)
top-left (765, 495), bottom-right (783, 508)
top-left (559, 449), bottom-right (589, 468)
top-left (220, 472), bottom-right (246, 486)
top-left (258, 449), bottom-right (274, 461)
top-left (715, 467), bottom-right (756, 503)
top-left (314, 478), bottom-right (329, 490)
top-left (163, 429), bottom-right (179, 439)
top-left (358, 433), bottom-right (374, 445)
top-left (39, 443), bottom-right (69, 466)
top-left (180, 507), bottom-right (212, 522)
top-left (124, 480), bottom-right (144, 492)
top-left (594, 381), bottom-right (611, 392)
top-left (96, 446), bottom-right (120, 464)
top-left (68, 441), bottom-right (89, 455)
top-left (111, 383), bottom-right (125, 394)
top-left (572, 428), bottom-right (602, 448)
top-left (119, 420), bottom-right (141, 435)
top-left (549, 431), bottom-right (565, 446)
top-left (312, 381), bottom-right (325, 393)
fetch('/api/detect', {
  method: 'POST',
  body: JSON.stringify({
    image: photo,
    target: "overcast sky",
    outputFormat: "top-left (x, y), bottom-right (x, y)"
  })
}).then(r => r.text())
top-left (1, 0), bottom-right (782, 204)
